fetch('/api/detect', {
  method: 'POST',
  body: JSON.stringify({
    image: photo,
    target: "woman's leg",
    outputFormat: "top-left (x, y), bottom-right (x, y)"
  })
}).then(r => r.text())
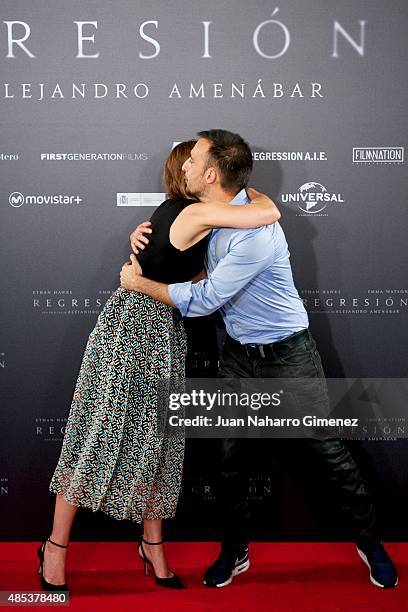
top-left (141, 519), bottom-right (173, 578)
top-left (43, 494), bottom-right (78, 584)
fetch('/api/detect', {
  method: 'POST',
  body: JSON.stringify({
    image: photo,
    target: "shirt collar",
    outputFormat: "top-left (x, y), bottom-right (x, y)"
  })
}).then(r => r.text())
top-left (229, 188), bottom-right (249, 206)
top-left (209, 188), bottom-right (249, 241)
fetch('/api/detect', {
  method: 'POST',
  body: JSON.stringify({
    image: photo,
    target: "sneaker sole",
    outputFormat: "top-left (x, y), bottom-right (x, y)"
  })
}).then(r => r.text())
top-left (357, 547), bottom-right (398, 588)
top-left (204, 558), bottom-right (250, 588)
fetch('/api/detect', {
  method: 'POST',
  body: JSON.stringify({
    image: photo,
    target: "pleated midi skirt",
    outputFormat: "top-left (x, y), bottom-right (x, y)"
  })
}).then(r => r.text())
top-left (49, 288), bottom-right (186, 523)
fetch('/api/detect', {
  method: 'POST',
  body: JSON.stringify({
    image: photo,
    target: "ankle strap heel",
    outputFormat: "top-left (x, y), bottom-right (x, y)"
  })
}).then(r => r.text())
top-left (137, 538), bottom-right (184, 589)
top-left (37, 537), bottom-right (69, 592)
top-left (141, 537), bottom-right (164, 546)
top-left (47, 537), bottom-right (69, 549)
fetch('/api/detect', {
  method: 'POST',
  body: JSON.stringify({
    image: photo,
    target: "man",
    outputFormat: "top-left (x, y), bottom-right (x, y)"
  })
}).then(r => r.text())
top-left (120, 129), bottom-right (398, 589)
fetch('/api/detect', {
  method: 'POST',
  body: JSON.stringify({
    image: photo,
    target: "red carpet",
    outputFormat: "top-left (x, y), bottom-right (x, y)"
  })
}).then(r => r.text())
top-left (0, 542), bottom-right (406, 611)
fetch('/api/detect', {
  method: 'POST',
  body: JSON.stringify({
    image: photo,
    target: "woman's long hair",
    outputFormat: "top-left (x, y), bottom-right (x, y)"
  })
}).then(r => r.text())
top-left (163, 140), bottom-right (197, 200)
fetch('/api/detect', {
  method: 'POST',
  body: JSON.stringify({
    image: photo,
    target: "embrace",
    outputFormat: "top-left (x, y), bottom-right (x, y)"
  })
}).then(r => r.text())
top-left (38, 130), bottom-right (398, 592)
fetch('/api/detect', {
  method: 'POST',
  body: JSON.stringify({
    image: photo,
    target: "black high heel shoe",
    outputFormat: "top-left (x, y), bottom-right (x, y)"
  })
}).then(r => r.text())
top-left (137, 538), bottom-right (184, 589)
top-left (37, 537), bottom-right (69, 592)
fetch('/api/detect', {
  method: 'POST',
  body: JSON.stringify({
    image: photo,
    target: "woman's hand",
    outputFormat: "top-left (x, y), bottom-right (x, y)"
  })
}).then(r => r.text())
top-left (191, 268), bottom-right (208, 283)
top-left (246, 187), bottom-right (263, 201)
top-left (130, 221), bottom-right (152, 254)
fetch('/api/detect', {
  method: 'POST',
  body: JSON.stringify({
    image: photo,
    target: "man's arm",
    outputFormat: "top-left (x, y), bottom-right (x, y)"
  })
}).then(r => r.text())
top-left (135, 277), bottom-right (175, 306)
top-left (121, 229), bottom-right (275, 315)
top-left (120, 255), bottom-right (175, 305)
top-left (120, 256), bottom-right (206, 304)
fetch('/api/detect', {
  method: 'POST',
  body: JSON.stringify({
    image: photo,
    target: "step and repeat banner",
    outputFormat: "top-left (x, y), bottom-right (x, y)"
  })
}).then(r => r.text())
top-left (1, 1), bottom-right (407, 541)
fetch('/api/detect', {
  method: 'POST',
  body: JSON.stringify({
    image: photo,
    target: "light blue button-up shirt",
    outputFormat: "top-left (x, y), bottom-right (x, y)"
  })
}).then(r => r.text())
top-left (168, 188), bottom-right (309, 344)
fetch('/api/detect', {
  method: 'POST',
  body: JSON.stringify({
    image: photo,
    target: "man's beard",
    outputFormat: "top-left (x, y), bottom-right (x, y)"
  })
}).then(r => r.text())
top-left (185, 183), bottom-right (201, 198)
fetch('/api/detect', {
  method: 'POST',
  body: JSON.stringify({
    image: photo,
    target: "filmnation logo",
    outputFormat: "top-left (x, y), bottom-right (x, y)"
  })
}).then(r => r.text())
top-left (353, 147), bottom-right (404, 164)
top-left (9, 192), bottom-right (83, 207)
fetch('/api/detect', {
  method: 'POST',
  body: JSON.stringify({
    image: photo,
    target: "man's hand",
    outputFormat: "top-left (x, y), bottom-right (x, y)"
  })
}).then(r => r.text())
top-left (130, 221), bottom-right (152, 254)
top-left (120, 254), bottom-right (143, 290)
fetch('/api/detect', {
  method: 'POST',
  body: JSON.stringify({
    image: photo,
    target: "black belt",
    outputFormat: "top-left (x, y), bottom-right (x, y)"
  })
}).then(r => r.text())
top-left (228, 328), bottom-right (310, 359)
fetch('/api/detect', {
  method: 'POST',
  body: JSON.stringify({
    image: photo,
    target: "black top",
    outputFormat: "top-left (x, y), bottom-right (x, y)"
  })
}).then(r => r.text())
top-left (136, 197), bottom-right (210, 284)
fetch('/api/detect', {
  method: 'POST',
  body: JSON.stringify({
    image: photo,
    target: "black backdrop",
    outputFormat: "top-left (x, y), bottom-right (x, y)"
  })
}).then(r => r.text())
top-left (1, 0), bottom-right (407, 541)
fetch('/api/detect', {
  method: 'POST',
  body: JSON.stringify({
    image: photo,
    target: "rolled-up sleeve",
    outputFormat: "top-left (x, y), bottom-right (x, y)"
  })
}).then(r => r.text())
top-left (168, 228), bottom-right (274, 317)
top-left (168, 281), bottom-right (194, 317)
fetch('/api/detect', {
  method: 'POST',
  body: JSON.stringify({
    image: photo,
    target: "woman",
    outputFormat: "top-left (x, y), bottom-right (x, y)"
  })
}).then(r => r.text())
top-left (38, 140), bottom-right (280, 592)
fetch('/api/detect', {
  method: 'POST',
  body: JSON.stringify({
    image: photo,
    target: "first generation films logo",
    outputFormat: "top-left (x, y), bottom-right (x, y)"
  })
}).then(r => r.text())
top-left (9, 192), bottom-right (83, 207)
top-left (117, 193), bottom-right (165, 207)
top-left (353, 147), bottom-right (404, 164)
top-left (280, 182), bottom-right (344, 216)
top-left (41, 152), bottom-right (149, 162)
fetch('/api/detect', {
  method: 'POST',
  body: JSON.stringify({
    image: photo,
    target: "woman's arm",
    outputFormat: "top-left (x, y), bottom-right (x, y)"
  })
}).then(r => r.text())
top-left (169, 188), bottom-right (281, 251)
top-left (183, 188), bottom-right (280, 231)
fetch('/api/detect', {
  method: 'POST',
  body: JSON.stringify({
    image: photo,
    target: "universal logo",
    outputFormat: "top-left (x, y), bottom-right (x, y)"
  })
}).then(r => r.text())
top-left (353, 147), bottom-right (404, 164)
top-left (253, 151), bottom-right (327, 162)
top-left (117, 193), bottom-right (165, 207)
top-left (280, 182), bottom-right (344, 216)
top-left (36, 417), bottom-right (67, 442)
top-left (0, 477), bottom-right (8, 496)
top-left (9, 192), bottom-right (83, 208)
top-left (0, 153), bottom-right (18, 161)
top-left (41, 152), bottom-right (148, 162)
top-left (0, 352), bottom-right (5, 369)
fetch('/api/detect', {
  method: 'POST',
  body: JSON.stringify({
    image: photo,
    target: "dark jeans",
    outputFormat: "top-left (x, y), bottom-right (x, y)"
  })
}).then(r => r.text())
top-left (215, 328), bottom-right (378, 552)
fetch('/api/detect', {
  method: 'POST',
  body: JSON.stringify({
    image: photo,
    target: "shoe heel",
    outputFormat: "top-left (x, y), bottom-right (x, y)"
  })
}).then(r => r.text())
top-left (37, 537), bottom-right (69, 592)
top-left (137, 538), bottom-right (184, 589)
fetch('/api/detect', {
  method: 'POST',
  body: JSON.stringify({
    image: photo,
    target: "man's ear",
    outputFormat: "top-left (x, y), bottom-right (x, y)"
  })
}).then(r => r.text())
top-left (205, 167), bottom-right (217, 185)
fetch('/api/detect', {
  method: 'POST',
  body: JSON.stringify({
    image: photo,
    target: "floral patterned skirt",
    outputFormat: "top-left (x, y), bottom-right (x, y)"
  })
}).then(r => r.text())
top-left (49, 288), bottom-right (186, 523)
